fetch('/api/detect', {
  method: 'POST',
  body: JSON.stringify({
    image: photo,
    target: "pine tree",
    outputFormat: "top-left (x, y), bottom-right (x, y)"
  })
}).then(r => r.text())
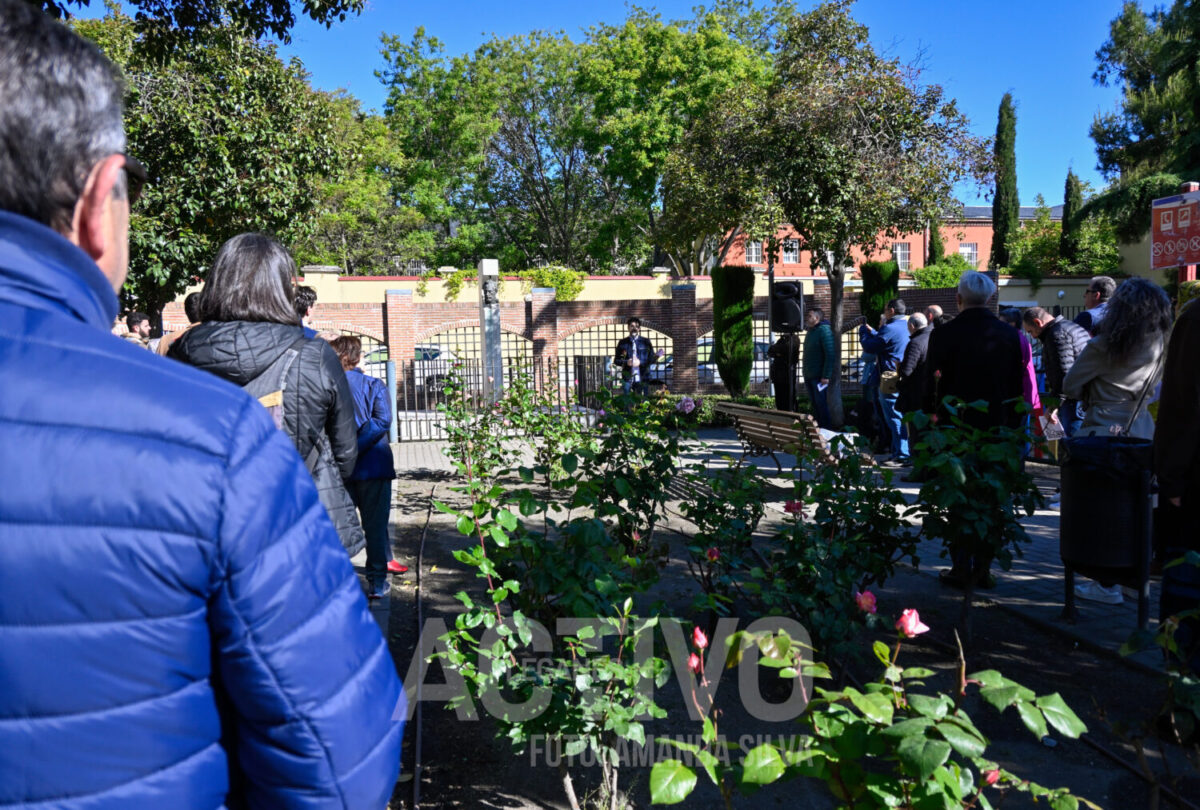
top-left (990, 93), bottom-right (1019, 269)
top-left (1060, 169), bottom-right (1083, 267)
top-left (927, 220), bottom-right (945, 265)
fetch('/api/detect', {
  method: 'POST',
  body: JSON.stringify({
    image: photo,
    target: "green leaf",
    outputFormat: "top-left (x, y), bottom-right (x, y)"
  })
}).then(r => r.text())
top-left (933, 718), bottom-right (987, 758)
top-left (979, 685), bottom-right (1021, 711)
top-left (896, 736), bottom-right (952, 781)
top-left (873, 640), bottom-right (891, 665)
top-left (908, 693), bottom-right (951, 719)
top-left (561, 453), bottom-right (578, 474)
top-left (1049, 795), bottom-right (1080, 810)
top-left (649, 760), bottom-right (697, 805)
top-left (1016, 701), bottom-right (1049, 738)
top-left (489, 526), bottom-right (509, 547)
top-left (455, 514), bottom-right (475, 536)
top-left (496, 509), bottom-right (518, 531)
top-left (1036, 693), bottom-right (1087, 738)
top-left (741, 744), bottom-right (786, 785)
top-left (847, 690), bottom-right (894, 725)
top-left (901, 667), bottom-right (936, 679)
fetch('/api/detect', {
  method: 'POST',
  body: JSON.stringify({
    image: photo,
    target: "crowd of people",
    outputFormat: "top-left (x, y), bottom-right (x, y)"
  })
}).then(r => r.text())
top-left (800, 270), bottom-right (1195, 626)
top-left (1, 5), bottom-right (404, 807)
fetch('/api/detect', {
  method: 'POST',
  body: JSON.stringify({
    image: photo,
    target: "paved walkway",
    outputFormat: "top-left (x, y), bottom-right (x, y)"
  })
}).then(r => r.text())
top-left (388, 428), bottom-right (1164, 671)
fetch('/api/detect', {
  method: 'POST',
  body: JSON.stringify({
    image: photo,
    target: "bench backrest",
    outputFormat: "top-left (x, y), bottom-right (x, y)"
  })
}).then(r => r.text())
top-left (715, 402), bottom-right (833, 464)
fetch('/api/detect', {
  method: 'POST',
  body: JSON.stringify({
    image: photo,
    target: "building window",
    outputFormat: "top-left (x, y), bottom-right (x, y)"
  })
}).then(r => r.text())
top-left (958, 242), bottom-right (979, 268)
top-left (745, 239), bottom-right (763, 264)
top-left (782, 238), bottom-right (799, 264)
top-left (892, 242), bottom-right (910, 271)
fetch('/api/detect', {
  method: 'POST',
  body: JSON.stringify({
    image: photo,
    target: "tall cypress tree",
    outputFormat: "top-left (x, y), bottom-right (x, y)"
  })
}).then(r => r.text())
top-left (1060, 169), bottom-right (1083, 267)
top-left (990, 93), bottom-right (1019, 269)
top-left (927, 219), bottom-right (945, 265)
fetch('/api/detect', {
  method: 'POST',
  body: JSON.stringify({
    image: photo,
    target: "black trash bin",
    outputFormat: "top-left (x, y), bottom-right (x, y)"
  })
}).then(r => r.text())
top-left (1059, 435), bottom-right (1154, 628)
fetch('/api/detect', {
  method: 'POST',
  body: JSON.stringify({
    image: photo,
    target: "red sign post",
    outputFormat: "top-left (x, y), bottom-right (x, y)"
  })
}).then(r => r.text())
top-left (1152, 183), bottom-right (1200, 282)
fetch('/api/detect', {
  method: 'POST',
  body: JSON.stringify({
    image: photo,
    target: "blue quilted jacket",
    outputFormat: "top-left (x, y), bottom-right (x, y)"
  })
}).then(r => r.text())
top-left (0, 211), bottom-right (405, 809)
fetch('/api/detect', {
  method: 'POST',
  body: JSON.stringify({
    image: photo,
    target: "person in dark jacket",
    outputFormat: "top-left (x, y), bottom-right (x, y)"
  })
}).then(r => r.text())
top-left (1154, 295), bottom-right (1200, 670)
top-left (170, 234), bottom-right (365, 554)
top-left (860, 299), bottom-right (911, 461)
top-left (801, 308), bottom-right (835, 427)
top-left (1023, 306), bottom-right (1089, 436)
top-left (613, 316), bottom-right (656, 395)
top-left (896, 313), bottom-right (932, 420)
top-left (925, 272), bottom-right (1025, 589)
top-left (331, 335), bottom-right (408, 599)
top-left (924, 274), bottom-right (1024, 431)
top-left (0, 5), bottom-right (403, 806)
top-left (768, 331), bottom-right (801, 412)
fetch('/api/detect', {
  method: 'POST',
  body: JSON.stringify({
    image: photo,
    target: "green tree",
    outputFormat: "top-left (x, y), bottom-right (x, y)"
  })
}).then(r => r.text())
top-left (859, 260), bottom-right (899, 325)
top-left (760, 0), bottom-right (989, 426)
top-left (912, 253), bottom-right (974, 289)
top-left (991, 93), bottom-right (1019, 269)
top-left (927, 219), bottom-right (945, 265)
top-left (1060, 169), bottom-right (1084, 265)
top-left (76, 10), bottom-right (348, 320)
top-left (1007, 195), bottom-right (1061, 289)
top-left (379, 28), bottom-right (497, 270)
top-left (292, 102), bottom-right (426, 275)
top-left (38, 0), bottom-right (363, 50)
top-left (574, 7), bottom-right (767, 274)
top-left (1084, 0), bottom-right (1200, 238)
top-left (711, 265), bottom-right (755, 397)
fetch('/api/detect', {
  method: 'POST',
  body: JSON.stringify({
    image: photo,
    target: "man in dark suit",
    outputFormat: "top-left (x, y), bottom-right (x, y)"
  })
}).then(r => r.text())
top-left (924, 272), bottom-right (1024, 431)
top-left (924, 271), bottom-right (1025, 588)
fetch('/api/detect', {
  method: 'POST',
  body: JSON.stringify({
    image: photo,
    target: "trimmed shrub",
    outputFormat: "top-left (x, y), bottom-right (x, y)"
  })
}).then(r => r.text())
top-left (859, 259), bottom-right (899, 325)
top-left (711, 265), bottom-right (755, 397)
top-left (911, 253), bottom-right (973, 289)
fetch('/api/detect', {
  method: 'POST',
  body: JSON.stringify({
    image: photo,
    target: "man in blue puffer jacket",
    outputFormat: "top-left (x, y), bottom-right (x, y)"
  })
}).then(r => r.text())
top-left (0, 5), bottom-right (404, 808)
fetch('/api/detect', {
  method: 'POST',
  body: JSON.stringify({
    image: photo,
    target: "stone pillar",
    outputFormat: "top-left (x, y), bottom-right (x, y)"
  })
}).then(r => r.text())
top-left (671, 284), bottom-right (698, 393)
top-left (528, 287), bottom-right (558, 389)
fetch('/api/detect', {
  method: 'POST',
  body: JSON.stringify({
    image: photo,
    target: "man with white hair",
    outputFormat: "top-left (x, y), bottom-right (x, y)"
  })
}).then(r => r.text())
top-left (924, 271), bottom-right (1025, 588)
top-left (0, 4), bottom-right (403, 806)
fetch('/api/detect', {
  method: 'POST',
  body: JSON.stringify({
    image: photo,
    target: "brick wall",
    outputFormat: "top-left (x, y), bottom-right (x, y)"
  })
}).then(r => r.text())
top-left (161, 281), bottom-right (974, 391)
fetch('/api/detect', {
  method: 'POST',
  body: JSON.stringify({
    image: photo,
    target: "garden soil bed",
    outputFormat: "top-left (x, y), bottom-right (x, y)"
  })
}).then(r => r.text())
top-left (377, 474), bottom-right (1198, 810)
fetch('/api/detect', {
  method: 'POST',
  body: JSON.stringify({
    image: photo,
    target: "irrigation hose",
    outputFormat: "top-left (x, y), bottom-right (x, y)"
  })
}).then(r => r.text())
top-left (411, 485), bottom-right (435, 810)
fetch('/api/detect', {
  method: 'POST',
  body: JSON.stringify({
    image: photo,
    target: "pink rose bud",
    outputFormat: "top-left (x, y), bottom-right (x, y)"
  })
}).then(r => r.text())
top-left (984, 770), bottom-right (1001, 786)
top-left (783, 500), bottom-right (804, 515)
top-left (706, 547), bottom-right (720, 562)
top-left (687, 652), bottom-right (703, 674)
top-left (692, 626), bottom-right (708, 650)
top-left (895, 609), bottom-right (930, 638)
top-left (854, 590), bottom-right (877, 614)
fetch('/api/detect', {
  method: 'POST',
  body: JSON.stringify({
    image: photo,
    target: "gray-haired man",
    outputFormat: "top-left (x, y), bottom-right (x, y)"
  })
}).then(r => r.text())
top-left (0, 4), bottom-right (403, 806)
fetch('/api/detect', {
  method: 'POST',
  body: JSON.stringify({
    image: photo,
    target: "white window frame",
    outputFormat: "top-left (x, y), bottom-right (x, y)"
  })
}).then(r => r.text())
top-left (892, 242), bottom-right (911, 272)
top-left (782, 238), bottom-right (799, 264)
top-left (958, 242), bottom-right (979, 269)
top-left (745, 239), bottom-right (763, 265)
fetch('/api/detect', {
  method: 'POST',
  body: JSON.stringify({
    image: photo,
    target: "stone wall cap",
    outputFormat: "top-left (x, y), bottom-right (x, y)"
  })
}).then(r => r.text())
top-left (531, 287), bottom-right (555, 294)
top-left (300, 265), bottom-right (341, 275)
top-left (387, 289), bottom-right (413, 296)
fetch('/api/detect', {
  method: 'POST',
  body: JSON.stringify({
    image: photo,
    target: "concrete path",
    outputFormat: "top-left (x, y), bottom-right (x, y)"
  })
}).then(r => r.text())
top-left (381, 428), bottom-right (1163, 672)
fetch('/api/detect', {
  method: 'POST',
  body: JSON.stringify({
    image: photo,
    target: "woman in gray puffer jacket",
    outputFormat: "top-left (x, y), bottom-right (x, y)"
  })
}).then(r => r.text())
top-left (170, 233), bottom-right (364, 553)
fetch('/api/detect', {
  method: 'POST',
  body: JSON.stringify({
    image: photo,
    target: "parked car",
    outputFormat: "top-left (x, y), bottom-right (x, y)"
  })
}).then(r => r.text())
top-left (362, 347), bottom-right (388, 380)
top-left (697, 338), bottom-right (771, 386)
top-left (414, 344), bottom-right (459, 390)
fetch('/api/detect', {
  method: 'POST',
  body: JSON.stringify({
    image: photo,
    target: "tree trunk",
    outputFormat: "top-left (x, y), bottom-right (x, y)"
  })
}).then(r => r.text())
top-left (826, 248), bottom-right (847, 428)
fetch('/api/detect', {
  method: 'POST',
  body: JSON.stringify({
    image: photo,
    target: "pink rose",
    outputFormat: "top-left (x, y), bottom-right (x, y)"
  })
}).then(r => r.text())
top-left (693, 626), bottom-right (708, 650)
top-left (984, 770), bottom-right (1001, 786)
top-left (854, 590), bottom-right (877, 614)
top-left (687, 652), bottom-right (703, 674)
top-left (676, 397), bottom-right (696, 414)
top-left (705, 547), bottom-right (720, 563)
top-left (783, 500), bottom-right (804, 515)
top-left (895, 609), bottom-right (930, 638)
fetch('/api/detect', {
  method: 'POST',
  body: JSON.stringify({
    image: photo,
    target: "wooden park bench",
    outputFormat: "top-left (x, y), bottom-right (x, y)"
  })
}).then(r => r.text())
top-left (715, 402), bottom-right (837, 474)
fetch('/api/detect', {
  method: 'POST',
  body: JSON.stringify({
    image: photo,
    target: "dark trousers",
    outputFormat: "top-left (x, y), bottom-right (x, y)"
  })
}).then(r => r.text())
top-left (805, 380), bottom-right (831, 429)
top-left (347, 478), bottom-right (392, 588)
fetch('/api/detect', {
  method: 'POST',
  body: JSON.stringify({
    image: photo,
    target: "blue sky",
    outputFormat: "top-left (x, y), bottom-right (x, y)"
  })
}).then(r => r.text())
top-left (87, 1), bottom-right (1131, 207)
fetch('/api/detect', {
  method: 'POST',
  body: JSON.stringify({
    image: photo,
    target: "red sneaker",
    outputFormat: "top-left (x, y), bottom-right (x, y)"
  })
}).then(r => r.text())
top-left (387, 560), bottom-right (409, 574)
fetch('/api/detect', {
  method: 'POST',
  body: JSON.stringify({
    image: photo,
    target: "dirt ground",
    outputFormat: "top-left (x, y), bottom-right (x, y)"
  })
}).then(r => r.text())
top-left (377, 471), bottom-right (1199, 810)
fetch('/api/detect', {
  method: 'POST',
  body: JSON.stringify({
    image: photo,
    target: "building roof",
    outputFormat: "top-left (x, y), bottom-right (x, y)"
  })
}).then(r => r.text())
top-left (958, 204), bottom-right (1063, 221)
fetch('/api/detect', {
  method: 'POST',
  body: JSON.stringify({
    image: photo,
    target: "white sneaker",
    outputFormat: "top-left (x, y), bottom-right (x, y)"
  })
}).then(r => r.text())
top-left (1075, 580), bottom-right (1123, 604)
